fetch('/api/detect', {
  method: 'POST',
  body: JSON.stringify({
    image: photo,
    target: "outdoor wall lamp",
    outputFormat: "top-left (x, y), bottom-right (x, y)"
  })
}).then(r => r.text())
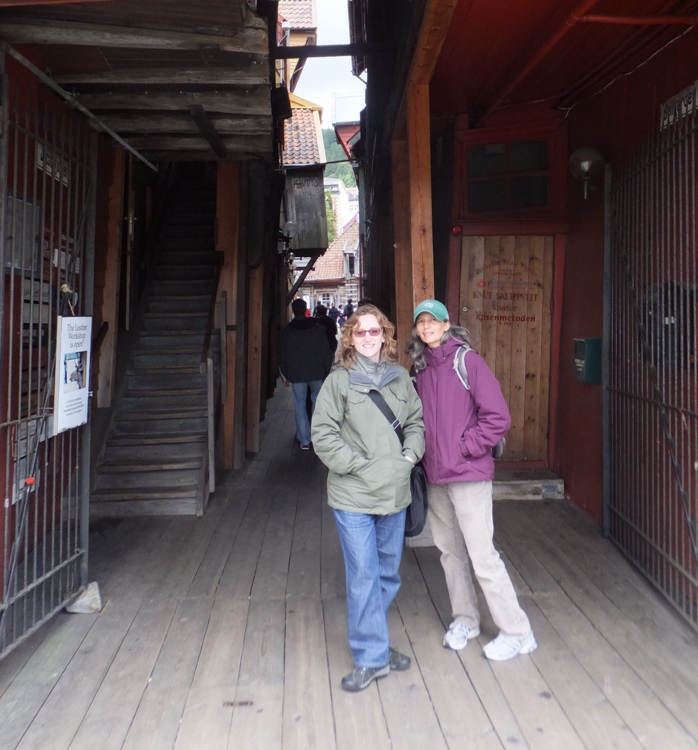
top-left (568, 147), bottom-right (604, 199)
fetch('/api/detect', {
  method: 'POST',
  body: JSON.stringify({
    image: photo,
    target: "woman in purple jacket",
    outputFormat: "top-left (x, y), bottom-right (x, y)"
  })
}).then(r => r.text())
top-left (408, 299), bottom-right (536, 661)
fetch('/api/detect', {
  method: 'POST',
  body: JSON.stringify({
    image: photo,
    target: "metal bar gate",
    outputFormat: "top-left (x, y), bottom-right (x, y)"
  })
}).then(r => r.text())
top-left (0, 63), bottom-right (95, 656)
top-left (607, 107), bottom-right (698, 629)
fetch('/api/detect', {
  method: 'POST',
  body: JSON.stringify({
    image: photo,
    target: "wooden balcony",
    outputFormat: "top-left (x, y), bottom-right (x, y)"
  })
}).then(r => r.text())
top-left (1, 385), bottom-right (697, 749)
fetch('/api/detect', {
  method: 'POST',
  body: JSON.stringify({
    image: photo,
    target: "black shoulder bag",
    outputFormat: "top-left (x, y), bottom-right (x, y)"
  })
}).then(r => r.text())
top-left (366, 390), bottom-right (428, 537)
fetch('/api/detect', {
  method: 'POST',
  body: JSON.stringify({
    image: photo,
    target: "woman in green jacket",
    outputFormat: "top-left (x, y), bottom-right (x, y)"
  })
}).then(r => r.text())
top-left (312, 304), bottom-right (424, 692)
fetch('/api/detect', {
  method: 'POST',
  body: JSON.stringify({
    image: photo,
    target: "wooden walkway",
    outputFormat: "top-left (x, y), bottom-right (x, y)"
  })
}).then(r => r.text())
top-left (1, 385), bottom-right (698, 749)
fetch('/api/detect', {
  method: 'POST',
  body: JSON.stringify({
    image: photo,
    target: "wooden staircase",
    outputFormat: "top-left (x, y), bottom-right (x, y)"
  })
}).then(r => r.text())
top-left (91, 180), bottom-right (220, 517)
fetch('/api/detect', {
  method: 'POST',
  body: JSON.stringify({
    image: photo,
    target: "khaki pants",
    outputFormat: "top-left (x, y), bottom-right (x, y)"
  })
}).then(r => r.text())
top-left (427, 480), bottom-right (531, 640)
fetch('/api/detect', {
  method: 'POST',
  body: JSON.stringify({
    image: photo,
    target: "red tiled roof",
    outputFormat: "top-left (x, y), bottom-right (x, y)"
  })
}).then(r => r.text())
top-left (307, 215), bottom-right (359, 282)
top-left (278, 0), bottom-right (314, 29)
top-left (283, 108), bottom-right (322, 166)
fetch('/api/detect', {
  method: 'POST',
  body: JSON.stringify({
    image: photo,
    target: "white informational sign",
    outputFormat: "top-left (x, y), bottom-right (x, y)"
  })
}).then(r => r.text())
top-left (660, 81), bottom-right (698, 130)
top-left (53, 316), bottom-right (92, 435)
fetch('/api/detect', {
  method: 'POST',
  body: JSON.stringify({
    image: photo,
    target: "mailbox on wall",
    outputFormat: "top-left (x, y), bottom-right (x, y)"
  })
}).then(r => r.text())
top-left (574, 338), bottom-right (601, 383)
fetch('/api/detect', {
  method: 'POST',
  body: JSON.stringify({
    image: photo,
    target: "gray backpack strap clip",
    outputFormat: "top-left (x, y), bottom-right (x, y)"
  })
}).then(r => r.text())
top-left (453, 344), bottom-right (473, 391)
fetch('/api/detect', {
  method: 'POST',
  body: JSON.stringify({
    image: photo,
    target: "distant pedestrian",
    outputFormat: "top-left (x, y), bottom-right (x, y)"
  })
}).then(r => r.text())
top-left (328, 304), bottom-right (341, 323)
top-left (343, 298), bottom-right (354, 319)
top-left (278, 298), bottom-right (333, 450)
top-left (314, 303), bottom-right (338, 353)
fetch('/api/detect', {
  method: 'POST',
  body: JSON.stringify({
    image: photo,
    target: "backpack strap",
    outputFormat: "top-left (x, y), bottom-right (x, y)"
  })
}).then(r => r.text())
top-left (453, 344), bottom-right (473, 391)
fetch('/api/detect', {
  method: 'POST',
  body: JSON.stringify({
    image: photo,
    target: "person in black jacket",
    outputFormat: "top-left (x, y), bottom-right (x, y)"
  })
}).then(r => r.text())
top-left (278, 298), bottom-right (333, 449)
top-left (314, 303), bottom-right (338, 353)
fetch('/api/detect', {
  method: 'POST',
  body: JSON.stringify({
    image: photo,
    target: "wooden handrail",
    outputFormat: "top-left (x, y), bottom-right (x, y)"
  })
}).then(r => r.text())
top-left (200, 251), bottom-right (225, 373)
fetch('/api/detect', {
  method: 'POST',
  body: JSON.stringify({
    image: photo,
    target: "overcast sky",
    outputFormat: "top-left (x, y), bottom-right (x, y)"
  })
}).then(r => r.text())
top-left (293, 0), bottom-right (366, 127)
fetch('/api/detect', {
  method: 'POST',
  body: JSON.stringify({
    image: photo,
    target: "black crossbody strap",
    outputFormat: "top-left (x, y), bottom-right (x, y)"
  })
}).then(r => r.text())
top-left (367, 390), bottom-right (405, 445)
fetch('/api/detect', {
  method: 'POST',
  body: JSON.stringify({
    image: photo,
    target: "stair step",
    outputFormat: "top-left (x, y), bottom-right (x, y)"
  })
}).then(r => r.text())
top-left (131, 352), bottom-right (204, 369)
top-left (92, 485), bottom-right (197, 500)
top-left (151, 279), bottom-right (215, 295)
top-left (142, 312), bottom-right (208, 331)
top-left (111, 416), bottom-right (208, 434)
top-left (155, 265), bottom-right (216, 281)
top-left (108, 432), bottom-right (206, 446)
top-left (94, 466), bottom-right (201, 489)
top-left (136, 332), bottom-right (206, 348)
top-left (99, 458), bottom-right (202, 473)
top-left (127, 374), bottom-right (208, 391)
top-left (148, 298), bottom-right (211, 314)
top-left (90, 488), bottom-right (200, 517)
top-left (160, 238), bottom-right (215, 252)
top-left (120, 386), bottom-right (207, 398)
top-left (158, 248), bottom-right (217, 262)
top-left (106, 441), bottom-right (207, 461)
top-left (129, 364), bottom-right (202, 374)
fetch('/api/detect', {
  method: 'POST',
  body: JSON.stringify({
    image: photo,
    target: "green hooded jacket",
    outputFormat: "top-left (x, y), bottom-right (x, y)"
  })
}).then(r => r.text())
top-left (311, 361), bottom-right (425, 514)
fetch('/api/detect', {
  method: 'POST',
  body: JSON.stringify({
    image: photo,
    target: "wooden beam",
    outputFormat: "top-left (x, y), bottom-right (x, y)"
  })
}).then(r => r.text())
top-left (74, 89), bottom-right (271, 115)
top-left (189, 105), bottom-right (228, 158)
top-left (95, 145), bottom-right (124, 408)
top-left (0, 0), bottom-right (108, 4)
top-left (392, 139), bottom-right (413, 368)
top-left (246, 263), bottom-right (264, 454)
top-left (409, 0), bottom-right (460, 85)
top-left (272, 42), bottom-right (378, 59)
top-left (0, 17), bottom-right (267, 52)
top-left (55, 68), bottom-right (269, 86)
top-left (407, 83), bottom-right (434, 303)
top-left (388, 0), bottom-right (459, 331)
top-left (95, 114), bottom-right (272, 136)
top-left (217, 161), bottom-right (241, 471)
top-left (124, 134), bottom-right (271, 153)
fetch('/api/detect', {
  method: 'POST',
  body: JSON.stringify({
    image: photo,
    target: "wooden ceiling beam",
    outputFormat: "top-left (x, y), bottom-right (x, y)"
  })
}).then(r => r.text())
top-left (272, 43), bottom-right (377, 59)
top-left (189, 104), bottom-right (228, 158)
top-left (0, 17), bottom-right (267, 52)
top-left (74, 89), bottom-right (271, 114)
top-left (95, 113), bottom-right (272, 135)
top-left (125, 135), bottom-right (271, 151)
top-left (54, 67), bottom-right (269, 86)
top-left (408, 0), bottom-right (460, 85)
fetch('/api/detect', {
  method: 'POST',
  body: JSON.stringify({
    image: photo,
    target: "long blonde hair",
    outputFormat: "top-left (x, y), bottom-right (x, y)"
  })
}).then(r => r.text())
top-left (336, 304), bottom-right (399, 369)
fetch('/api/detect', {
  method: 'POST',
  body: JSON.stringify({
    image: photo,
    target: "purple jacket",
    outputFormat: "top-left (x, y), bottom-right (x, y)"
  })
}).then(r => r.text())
top-left (414, 338), bottom-right (511, 484)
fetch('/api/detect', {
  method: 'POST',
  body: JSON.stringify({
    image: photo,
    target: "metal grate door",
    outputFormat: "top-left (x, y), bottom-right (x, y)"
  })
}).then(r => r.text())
top-left (607, 108), bottom-right (698, 629)
top-left (0, 68), bottom-right (96, 656)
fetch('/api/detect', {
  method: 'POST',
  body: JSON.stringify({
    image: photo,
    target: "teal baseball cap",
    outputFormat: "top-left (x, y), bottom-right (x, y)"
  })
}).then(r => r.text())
top-left (414, 299), bottom-right (449, 322)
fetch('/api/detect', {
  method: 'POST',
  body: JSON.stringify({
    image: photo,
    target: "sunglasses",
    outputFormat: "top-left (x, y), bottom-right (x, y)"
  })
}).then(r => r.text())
top-left (353, 327), bottom-right (382, 338)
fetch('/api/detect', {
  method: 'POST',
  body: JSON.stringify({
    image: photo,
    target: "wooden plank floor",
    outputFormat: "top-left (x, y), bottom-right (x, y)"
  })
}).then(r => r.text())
top-left (2, 385), bottom-right (698, 749)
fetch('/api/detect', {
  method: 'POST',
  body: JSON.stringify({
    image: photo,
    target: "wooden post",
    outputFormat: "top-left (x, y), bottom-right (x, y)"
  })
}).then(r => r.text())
top-left (392, 139), bottom-right (413, 367)
top-left (96, 146), bottom-right (124, 408)
top-left (407, 82), bottom-right (434, 304)
top-left (216, 161), bottom-right (241, 470)
top-left (246, 262), bottom-right (264, 453)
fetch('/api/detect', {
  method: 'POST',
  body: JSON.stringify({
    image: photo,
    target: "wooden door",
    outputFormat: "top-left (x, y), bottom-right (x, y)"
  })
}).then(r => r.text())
top-left (459, 235), bottom-right (553, 461)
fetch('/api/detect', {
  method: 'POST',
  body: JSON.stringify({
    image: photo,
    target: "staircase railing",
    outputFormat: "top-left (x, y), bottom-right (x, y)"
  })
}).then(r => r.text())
top-left (200, 252), bottom-right (226, 503)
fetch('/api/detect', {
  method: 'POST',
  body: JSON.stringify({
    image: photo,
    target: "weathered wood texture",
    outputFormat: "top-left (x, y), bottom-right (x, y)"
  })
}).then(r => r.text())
top-left (407, 83), bottom-right (435, 304)
top-left (460, 234), bottom-right (554, 461)
top-left (216, 161), bottom-right (241, 470)
top-left (2, 384), bottom-right (698, 749)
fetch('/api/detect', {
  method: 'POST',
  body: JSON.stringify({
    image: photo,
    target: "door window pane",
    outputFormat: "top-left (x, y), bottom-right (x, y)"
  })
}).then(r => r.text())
top-left (467, 144), bottom-right (505, 177)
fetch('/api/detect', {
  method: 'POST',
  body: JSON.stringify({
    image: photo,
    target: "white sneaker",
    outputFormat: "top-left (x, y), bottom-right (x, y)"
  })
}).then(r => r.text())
top-left (483, 631), bottom-right (537, 661)
top-left (442, 621), bottom-right (481, 650)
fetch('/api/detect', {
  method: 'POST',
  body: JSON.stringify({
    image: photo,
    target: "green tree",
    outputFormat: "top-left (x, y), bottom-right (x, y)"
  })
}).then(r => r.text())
top-left (325, 190), bottom-right (336, 245)
top-left (323, 128), bottom-right (356, 188)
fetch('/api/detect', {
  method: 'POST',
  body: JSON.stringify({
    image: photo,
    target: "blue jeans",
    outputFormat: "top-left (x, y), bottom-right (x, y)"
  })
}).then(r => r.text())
top-left (333, 508), bottom-right (406, 667)
top-left (290, 380), bottom-right (323, 445)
